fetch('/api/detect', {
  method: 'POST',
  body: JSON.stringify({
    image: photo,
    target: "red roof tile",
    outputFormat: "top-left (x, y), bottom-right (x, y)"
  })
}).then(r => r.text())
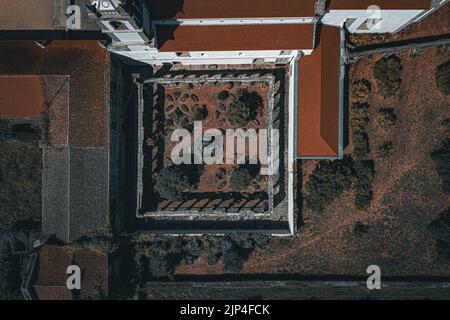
top-left (0, 76), bottom-right (44, 118)
top-left (148, 0), bottom-right (317, 19)
top-left (328, 0), bottom-right (430, 10)
top-left (0, 41), bottom-right (110, 147)
top-left (35, 245), bottom-right (108, 300)
top-left (157, 24), bottom-right (315, 51)
top-left (297, 25), bottom-right (341, 158)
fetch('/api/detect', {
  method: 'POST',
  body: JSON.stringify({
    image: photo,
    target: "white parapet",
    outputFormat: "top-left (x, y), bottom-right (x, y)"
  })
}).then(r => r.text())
top-left (322, 10), bottom-right (426, 33)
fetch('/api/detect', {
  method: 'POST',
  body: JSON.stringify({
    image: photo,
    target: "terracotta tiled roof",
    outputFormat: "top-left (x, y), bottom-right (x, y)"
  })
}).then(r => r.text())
top-left (0, 41), bottom-right (111, 244)
top-left (148, 0), bottom-right (317, 19)
top-left (0, 76), bottom-right (44, 118)
top-left (157, 24), bottom-right (315, 51)
top-left (34, 245), bottom-right (108, 300)
top-left (328, 0), bottom-right (431, 10)
top-left (297, 25), bottom-right (341, 158)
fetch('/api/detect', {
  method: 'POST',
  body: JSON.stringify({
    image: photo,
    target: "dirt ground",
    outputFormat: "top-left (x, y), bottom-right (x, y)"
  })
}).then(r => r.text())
top-left (174, 46), bottom-right (450, 278)
top-left (238, 46), bottom-right (450, 277)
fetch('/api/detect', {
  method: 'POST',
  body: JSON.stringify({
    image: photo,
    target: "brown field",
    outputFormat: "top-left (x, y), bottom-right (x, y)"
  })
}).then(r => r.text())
top-left (174, 47), bottom-right (450, 277)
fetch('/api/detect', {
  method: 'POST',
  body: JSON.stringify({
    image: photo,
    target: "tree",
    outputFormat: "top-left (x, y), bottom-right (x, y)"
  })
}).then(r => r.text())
top-left (436, 60), bottom-right (450, 95)
top-left (218, 90), bottom-right (229, 100)
top-left (431, 140), bottom-right (450, 195)
top-left (223, 250), bottom-right (245, 273)
top-left (0, 237), bottom-right (21, 300)
top-left (377, 141), bottom-right (393, 160)
top-left (305, 159), bottom-right (353, 212)
top-left (191, 105), bottom-right (208, 121)
top-left (227, 90), bottom-right (263, 127)
top-left (353, 160), bottom-right (375, 210)
top-left (154, 165), bottom-right (191, 201)
top-left (428, 208), bottom-right (450, 264)
top-left (374, 56), bottom-right (402, 98)
top-left (351, 80), bottom-right (372, 101)
top-left (377, 108), bottom-right (397, 129)
top-left (229, 165), bottom-right (259, 191)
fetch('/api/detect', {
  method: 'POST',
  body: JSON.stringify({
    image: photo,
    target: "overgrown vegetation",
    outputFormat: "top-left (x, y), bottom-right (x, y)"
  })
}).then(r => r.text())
top-left (191, 104), bottom-right (209, 121)
top-left (229, 165), bottom-right (259, 191)
top-left (227, 90), bottom-right (263, 127)
top-left (218, 90), bottom-right (230, 100)
top-left (0, 140), bottom-right (42, 299)
top-left (431, 139), bottom-right (450, 195)
top-left (373, 55), bottom-right (402, 98)
top-left (350, 103), bottom-right (370, 160)
top-left (428, 207), bottom-right (450, 264)
top-left (348, 100), bottom-right (375, 209)
top-left (154, 165), bottom-right (202, 201)
top-left (132, 234), bottom-right (270, 283)
top-left (351, 80), bottom-right (372, 101)
top-left (74, 222), bottom-right (118, 254)
top-left (0, 141), bottom-right (42, 228)
top-left (353, 160), bottom-right (375, 210)
top-left (435, 60), bottom-right (450, 95)
top-left (305, 158), bottom-right (353, 213)
top-left (442, 118), bottom-right (450, 138)
top-left (377, 141), bottom-right (393, 160)
top-left (377, 108), bottom-right (397, 129)
top-left (0, 237), bottom-right (21, 300)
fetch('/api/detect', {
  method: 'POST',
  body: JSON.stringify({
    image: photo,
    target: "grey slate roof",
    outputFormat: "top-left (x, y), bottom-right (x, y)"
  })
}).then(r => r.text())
top-left (37, 41), bottom-right (111, 244)
top-left (42, 147), bottom-right (109, 243)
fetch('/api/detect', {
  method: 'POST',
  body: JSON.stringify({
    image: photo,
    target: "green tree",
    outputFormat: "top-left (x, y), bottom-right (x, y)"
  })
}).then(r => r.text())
top-left (374, 56), bottom-right (402, 98)
top-left (431, 140), bottom-right (450, 195)
top-left (191, 105), bottom-right (208, 121)
top-left (227, 90), bottom-right (263, 126)
top-left (305, 159), bottom-right (353, 212)
top-left (154, 165), bottom-right (198, 201)
top-left (229, 165), bottom-right (259, 191)
top-left (436, 60), bottom-right (450, 95)
top-left (377, 108), bottom-right (397, 129)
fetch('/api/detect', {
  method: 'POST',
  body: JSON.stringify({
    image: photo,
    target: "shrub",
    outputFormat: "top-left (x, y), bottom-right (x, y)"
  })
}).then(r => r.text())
top-left (229, 165), bottom-right (259, 191)
top-left (373, 56), bottom-right (402, 98)
top-left (377, 141), bottom-right (393, 160)
top-left (353, 132), bottom-right (370, 160)
top-left (133, 237), bottom-right (185, 280)
top-left (191, 104), bottom-right (208, 121)
top-left (351, 80), bottom-right (372, 101)
top-left (436, 60), bottom-right (450, 95)
top-left (74, 223), bottom-right (118, 254)
top-left (227, 90), bottom-right (263, 126)
top-left (305, 158), bottom-right (353, 212)
top-left (353, 222), bottom-right (370, 236)
top-left (377, 108), bottom-right (397, 129)
top-left (431, 139), bottom-right (450, 195)
top-left (442, 118), bottom-right (450, 138)
top-left (428, 208), bottom-right (450, 264)
top-left (350, 103), bottom-right (369, 135)
top-left (223, 250), bottom-right (245, 273)
top-left (185, 239), bottom-right (203, 265)
top-left (154, 165), bottom-right (191, 200)
top-left (218, 90), bottom-right (230, 100)
top-left (353, 160), bottom-right (375, 210)
top-left (350, 103), bottom-right (371, 159)
top-left (0, 141), bottom-right (41, 229)
top-left (0, 239), bottom-right (21, 299)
